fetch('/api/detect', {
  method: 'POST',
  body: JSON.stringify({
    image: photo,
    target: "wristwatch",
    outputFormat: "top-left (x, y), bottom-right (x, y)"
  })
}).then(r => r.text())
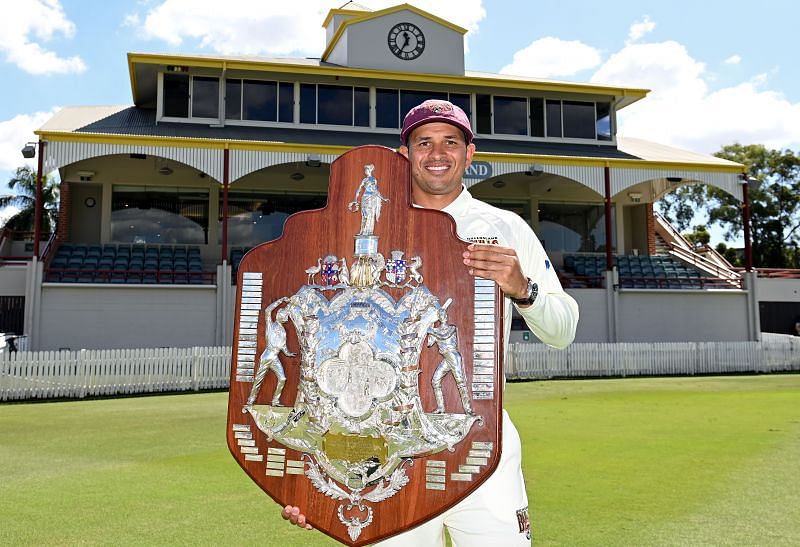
top-left (510, 277), bottom-right (538, 306)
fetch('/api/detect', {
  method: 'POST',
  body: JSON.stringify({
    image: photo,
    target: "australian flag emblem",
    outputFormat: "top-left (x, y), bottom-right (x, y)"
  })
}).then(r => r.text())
top-left (320, 257), bottom-right (339, 286)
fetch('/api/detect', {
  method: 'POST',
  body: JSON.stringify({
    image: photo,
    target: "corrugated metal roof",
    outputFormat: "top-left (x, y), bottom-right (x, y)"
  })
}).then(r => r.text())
top-left (617, 137), bottom-right (740, 167)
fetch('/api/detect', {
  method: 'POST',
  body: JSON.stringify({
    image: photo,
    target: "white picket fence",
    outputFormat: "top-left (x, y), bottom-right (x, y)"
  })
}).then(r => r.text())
top-left (506, 333), bottom-right (800, 379)
top-left (0, 346), bottom-right (230, 401)
top-left (2, 336), bottom-right (799, 401)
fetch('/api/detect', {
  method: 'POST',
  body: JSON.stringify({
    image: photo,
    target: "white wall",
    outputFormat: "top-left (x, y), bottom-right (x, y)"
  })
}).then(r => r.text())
top-left (38, 285), bottom-right (218, 350)
top-left (757, 278), bottom-right (800, 302)
top-left (0, 264), bottom-right (28, 296)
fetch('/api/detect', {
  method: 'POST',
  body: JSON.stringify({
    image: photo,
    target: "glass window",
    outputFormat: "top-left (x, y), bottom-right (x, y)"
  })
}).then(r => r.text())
top-left (596, 102), bottom-right (612, 141)
top-left (225, 79), bottom-right (242, 120)
top-left (493, 96), bottom-right (527, 135)
top-left (300, 84), bottom-right (317, 124)
top-left (476, 94), bottom-right (491, 134)
top-left (279, 82), bottom-right (294, 123)
top-left (563, 101), bottom-right (596, 139)
top-left (400, 90), bottom-right (448, 122)
top-left (449, 93), bottom-right (471, 119)
top-left (537, 202), bottom-right (615, 253)
top-left (221, 192), bottom-right (328, 247)
top-left (354, 87), bottom-right (370, 127)
top-left (111, 186), bottom-right (209, 244)
top-left (546, 100), bottom-right (562, 138)
top-left (243, 80), bottom-right (277, 122)
top-left (318, 84), bottom-right (353, 125)
top-left (192, 76), bottom-right (219, 119)
top-left (376, 88), bottom-right (398, 128)
top-left (163, 73), bottom-right (189, 118)
top-left (529, 98), bottom-right (544, 137)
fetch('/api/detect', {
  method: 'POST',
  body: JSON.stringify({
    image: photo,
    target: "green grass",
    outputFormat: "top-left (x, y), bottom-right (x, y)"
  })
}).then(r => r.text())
top-left (1, 375), bottom-right (798, 546)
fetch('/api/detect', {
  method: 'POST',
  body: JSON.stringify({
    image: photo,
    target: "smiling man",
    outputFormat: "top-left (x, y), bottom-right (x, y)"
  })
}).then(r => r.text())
top-left (283, 100), bottom-right (579, 545)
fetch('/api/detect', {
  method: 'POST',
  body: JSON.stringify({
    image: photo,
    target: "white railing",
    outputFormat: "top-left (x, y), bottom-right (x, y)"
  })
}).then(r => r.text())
top-left (0, 346), bottom-right (230, 401)
top-left (506, 334), bottom-right (800, 379)
top-left (3, 336), bottom-right (799, 401)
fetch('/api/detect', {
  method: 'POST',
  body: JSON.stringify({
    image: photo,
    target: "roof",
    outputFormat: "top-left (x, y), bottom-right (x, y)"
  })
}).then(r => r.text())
top-left (617, 137), bottom-right (741, 168)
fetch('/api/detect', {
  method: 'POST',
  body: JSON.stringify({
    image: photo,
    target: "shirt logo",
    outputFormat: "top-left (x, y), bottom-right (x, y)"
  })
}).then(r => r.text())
top-left (516, 506), bottom-right (531, 540)
top-left (466, 236), bottom-right (499, 245)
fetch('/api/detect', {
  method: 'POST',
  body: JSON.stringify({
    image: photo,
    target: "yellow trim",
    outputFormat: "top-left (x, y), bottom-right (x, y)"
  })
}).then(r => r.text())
top-left (322, 8), bottom-right (368, 29)
top-left (127, 52), bottom-right (649, 106)
top-left (36, 129), bottom-right (743, 173)
top-left (321, 3), bottom-right (467, 62)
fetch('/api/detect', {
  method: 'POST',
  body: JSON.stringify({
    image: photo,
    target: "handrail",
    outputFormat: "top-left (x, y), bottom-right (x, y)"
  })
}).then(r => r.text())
top-left (43, 266), bottom-right (217, 284)
top-left (667, 244), bottom-right (741, 285)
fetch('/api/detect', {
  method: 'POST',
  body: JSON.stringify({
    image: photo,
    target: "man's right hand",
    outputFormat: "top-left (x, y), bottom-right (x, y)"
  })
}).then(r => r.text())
top-left (281, 505), bottom-right (313, 530)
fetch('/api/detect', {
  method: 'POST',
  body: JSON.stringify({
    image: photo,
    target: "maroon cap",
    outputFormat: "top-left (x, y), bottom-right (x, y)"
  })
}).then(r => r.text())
top-left (400, 99), bottom-right (474, 145)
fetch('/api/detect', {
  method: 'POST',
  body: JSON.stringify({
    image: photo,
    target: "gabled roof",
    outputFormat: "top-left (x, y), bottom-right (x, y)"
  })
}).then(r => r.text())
top-left (321, 3), bottom-right (467, 62)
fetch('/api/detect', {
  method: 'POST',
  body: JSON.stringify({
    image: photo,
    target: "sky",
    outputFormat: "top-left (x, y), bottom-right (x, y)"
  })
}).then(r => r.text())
top-left (1, 0), bottom-right (799, 233)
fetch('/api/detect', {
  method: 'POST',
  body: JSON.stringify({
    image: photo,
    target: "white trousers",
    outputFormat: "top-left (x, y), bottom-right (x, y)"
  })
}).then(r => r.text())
top-left (375, 410), bottom-right (531, 546)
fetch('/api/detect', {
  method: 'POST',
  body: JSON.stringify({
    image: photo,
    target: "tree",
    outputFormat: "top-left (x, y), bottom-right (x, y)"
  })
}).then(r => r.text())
top-left (657, 144), bottom-right (800, 268)
top-left (0, 166), bottom-right (59, 234)
top-left (684, 224), bottom-right (711, 247)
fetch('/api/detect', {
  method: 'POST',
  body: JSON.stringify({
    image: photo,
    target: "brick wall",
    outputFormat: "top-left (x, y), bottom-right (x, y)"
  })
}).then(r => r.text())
top-left (646, 202), bottom-right (656, 256)
top-left (57, 181), bottom-right (70, 243)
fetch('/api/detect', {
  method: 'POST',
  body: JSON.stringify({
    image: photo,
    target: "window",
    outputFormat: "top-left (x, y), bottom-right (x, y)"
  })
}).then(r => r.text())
top-left (163, 73), bottom-right (190, 118)
top-left (476, 94), bottom-right (491, 134)
top-left (596, 102), bottom-right (612, 141)
top-left (111, 186), bottom-right (209, 244)
top-left (225, 79), bottom-right (241, 120)
top-left (563, 101), bottom-right (595, 139)
top-left (221, 192), bottom-right (328, 247)
top-left (400, 90), bottom-right (447, 122)
top-left (376, 88), bottom-right (399, 128)
top-left (354, 87), bottom-right (369, 127)
top-left (243, 80), bottom-right (277, 122)
top-left (546, 100), bottom-right (562, 138)
top-left (449, 93), bottom-right (471, 119)
top-left (318, 84), bottom-right (353, 125)
top-left (529, 98), bottom-right (544, 137)
top-left (493, 96), bottom-right (527, 135)
top-left (279, 82), bottom-right (294, 123)
top-left (537, 202), bottom-right (615, 253)
top-left (192, 77), bottom-right (219, 119)
top-left (300, 84), bottom-right (316, 124)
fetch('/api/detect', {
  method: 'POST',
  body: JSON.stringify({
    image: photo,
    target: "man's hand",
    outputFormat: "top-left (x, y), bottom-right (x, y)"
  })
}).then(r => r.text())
top-left (281, 505), bottom-right (313, 530)
top-left (463, 244), bottom-right (529, 300)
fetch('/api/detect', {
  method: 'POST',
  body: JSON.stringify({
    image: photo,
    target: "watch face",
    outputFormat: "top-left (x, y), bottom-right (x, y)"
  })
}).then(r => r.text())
top-left (387, 22), bottom-right (425, 60)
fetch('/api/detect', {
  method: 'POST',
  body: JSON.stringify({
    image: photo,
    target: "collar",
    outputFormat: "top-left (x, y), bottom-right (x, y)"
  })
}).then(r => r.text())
top-left (441, 186), bottom-right (473, 218)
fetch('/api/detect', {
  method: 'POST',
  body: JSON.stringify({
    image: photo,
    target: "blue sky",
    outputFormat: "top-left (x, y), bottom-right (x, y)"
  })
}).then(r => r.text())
top-left (2, 0), bottom-right (799, 239)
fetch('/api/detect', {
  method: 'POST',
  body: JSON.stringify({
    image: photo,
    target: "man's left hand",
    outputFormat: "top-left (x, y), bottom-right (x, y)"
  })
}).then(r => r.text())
top-left (463, 244), bottom-right (529, 300)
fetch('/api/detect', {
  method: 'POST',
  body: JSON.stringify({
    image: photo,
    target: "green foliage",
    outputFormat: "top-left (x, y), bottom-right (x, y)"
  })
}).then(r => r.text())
top-left (657, 143), bottom-right (800, 268)
top-left (0, 166), bottom-right (59, 232)
top-left (1, 378), bottom-right (799, 546)
top-left (684, 224), bottom-right (711, 246)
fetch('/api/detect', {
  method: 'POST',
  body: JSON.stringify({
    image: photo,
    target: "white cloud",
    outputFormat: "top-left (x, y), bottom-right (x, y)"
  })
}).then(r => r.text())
top-left (135, 0), bottom-right (485, 56)
top-left (724, 54), bottom-right (741, 65)
top-left (500, 37), bottom-right (601, 78)
top-left (0, 109), bottom-right (59, 173)
top-left (590, 42), bottom-right (800, 153)
top-left (628, 15), bottom-right (655, 43)
top-left (0, 0), bottom-right (86, 75)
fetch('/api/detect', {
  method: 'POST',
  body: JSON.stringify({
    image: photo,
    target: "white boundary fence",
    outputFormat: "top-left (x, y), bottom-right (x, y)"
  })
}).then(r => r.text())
top-left (507, 333), bottom-right (800, 379)
top-left (1, 346), bottom-right (230, 401)
top-left (2, 336), bottom-right (799, 401)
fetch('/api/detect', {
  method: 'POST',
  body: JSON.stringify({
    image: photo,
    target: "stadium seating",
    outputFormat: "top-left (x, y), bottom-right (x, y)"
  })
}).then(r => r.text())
top-left (46, 244), bottom-right (210, 285)
top-left (560, 254), bottom-right (710, 289)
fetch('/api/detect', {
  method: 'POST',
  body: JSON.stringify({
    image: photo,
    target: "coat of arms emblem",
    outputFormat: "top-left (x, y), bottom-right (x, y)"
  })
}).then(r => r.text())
top-left (227, 146), bottom-right (502, 545)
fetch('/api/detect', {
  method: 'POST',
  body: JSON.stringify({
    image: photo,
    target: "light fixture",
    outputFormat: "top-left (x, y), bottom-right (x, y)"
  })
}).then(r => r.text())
top-left (492, 180), bottom-right (506, 188)
top-left (76, 170), bottom-right (96, 181)
top-left (158, 166), bottom-right (173, 176)
top-left (525, 164), bottom-right (544, 177)
top-left (290, 172), bottom-right (305, 181)
top-left (21, 142), bottom-right (36, 158)
top-left (666, 176), bottom-right (683, 183)
top-left (628, 192), bottom-right (642, 203)
top-left (306, 153), bottom-right (322, 168)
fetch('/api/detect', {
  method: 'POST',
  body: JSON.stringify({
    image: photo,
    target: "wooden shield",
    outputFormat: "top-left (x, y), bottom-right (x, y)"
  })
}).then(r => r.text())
top-left (226, 145), bottom-right (503, 545)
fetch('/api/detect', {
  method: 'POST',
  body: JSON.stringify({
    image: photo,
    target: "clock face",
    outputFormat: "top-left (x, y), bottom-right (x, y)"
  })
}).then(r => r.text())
top-left (387, 22), bottom-right (425, 60)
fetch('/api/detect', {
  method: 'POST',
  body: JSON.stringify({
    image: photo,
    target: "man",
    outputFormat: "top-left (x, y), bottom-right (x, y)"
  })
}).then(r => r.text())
top-left (283, 100), bottom-right (579, 544)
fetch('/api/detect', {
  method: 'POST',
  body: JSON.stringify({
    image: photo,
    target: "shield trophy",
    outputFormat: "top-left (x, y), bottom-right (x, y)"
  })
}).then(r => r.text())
top-left (226, 145), bottom-right (503, 545)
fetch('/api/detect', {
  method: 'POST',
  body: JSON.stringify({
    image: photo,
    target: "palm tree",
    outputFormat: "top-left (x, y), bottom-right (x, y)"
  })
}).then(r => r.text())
top-left (0, 166), bottom-right (59, 234)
